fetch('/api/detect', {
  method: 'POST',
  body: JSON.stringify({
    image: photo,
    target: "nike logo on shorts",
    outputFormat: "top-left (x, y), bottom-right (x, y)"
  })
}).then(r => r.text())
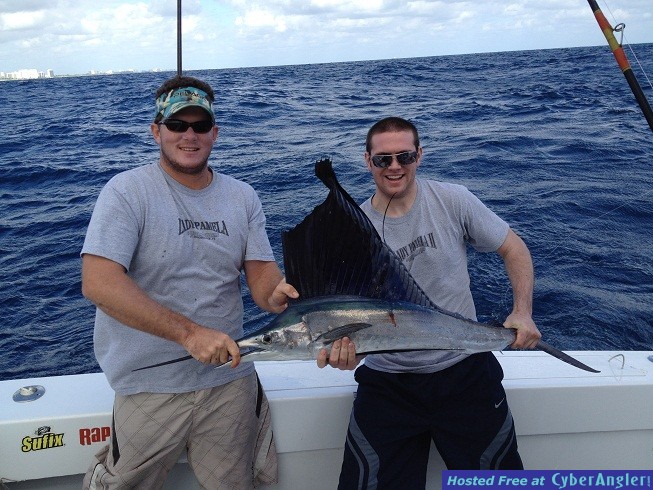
top-left (494, 397), bottom-right (505, 409)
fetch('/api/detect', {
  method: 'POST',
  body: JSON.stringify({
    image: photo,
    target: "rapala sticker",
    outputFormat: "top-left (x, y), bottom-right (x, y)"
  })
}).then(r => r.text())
top-left (22, 426), bottom-right (65, 452)
top-left (79, 426), bottom-right (111, 445)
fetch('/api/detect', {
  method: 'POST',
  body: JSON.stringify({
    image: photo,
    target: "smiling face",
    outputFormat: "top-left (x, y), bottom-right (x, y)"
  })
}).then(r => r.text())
top-left (151, 106), bottom-right (218, 187)
top-left (365, 129), bottom-right (422, 208)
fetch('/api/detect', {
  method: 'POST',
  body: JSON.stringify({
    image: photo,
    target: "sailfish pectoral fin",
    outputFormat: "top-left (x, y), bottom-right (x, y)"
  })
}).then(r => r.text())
top-left (314, 322), bottom-right (374, 344)
top-left (536, 340), bottom-right (600, 373)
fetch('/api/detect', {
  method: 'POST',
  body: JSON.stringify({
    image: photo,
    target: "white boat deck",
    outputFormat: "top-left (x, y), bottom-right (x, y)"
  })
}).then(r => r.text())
top-left (1, 351), bottom-right (652, 489)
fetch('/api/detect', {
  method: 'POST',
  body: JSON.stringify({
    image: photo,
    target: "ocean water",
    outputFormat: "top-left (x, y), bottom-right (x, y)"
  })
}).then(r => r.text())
top-left (1, 44), bottom-right (652, 381)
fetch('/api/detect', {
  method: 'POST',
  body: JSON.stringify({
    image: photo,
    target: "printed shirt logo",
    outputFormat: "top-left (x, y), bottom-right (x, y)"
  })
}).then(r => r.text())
top-left (22, 426), bottom-right (65, 452)
top-left (394, 232), bottom-right (437, 268)
top-left (178, 218), bottom-right (229, 240)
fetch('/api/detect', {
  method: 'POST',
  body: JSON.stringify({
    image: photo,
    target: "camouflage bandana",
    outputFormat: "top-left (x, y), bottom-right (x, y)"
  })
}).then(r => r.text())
top-left (155, 86), bottom-right (214, 122)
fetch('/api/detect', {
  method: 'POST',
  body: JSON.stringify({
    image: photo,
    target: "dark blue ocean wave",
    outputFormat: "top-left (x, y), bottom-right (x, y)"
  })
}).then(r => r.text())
top-left (1, 44), bottom-right (652, 380)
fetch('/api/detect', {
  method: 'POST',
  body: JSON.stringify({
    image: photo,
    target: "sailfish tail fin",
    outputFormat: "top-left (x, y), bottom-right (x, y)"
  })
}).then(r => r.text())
top-left (536, 340), bottom-right (600, 373)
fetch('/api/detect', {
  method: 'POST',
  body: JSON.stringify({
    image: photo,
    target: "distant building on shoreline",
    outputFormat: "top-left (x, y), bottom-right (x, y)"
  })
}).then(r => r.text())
top-left (1, 67), bottom-right (171, 81)
top-left (0, 69), bottom-right (55, 80)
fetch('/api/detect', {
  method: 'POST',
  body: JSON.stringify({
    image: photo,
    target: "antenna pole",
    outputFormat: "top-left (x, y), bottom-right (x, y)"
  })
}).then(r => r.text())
top-left (177, 0), bottom-right (182, 76)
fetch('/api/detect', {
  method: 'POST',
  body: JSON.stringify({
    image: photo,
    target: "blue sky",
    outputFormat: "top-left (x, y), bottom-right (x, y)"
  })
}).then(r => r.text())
top-left (1, 0), bottom-right (652, 75)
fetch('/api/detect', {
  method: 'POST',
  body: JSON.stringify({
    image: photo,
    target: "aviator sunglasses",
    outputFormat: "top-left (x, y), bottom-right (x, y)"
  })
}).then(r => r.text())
top-left (370, 150), bottom-right (419, 169)
top-left (158, 119), bottom-right (214, 134)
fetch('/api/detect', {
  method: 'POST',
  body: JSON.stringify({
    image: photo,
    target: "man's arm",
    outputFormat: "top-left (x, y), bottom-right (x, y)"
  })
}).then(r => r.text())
top-left (243, 260), bottom-right (298, 313)
top-left (496, 228), bottom-right (542, 349)
top-left (81, 253), bottom-right (242, 366)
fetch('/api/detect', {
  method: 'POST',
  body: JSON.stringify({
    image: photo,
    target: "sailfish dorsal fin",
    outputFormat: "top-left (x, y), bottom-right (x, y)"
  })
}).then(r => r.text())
top-left (282, 159), bottom-right (437, 309)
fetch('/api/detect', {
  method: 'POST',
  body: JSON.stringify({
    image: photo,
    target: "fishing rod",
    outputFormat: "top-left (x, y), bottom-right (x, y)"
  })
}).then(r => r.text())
top-left (587, 0), bottom-right (653, 132)
top-left (177, 0), bottom-right (182, 76)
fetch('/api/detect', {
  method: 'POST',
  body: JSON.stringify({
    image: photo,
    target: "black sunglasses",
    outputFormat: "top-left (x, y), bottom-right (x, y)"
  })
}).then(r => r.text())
top-left (370, 150), bottom-right (419, 168)
top-left (159, 119), bottom-right (214, 134)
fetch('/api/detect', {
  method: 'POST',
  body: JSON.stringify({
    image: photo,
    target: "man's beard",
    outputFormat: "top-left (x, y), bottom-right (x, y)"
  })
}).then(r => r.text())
top-left (160, 147), bottom-right (208, 175)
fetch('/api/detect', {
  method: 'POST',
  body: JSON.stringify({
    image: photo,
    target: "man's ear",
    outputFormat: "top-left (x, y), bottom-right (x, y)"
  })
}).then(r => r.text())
top-left (364, 152), bottom-right (373, 171)
top-left (151, 122), bottom-right (161, 144)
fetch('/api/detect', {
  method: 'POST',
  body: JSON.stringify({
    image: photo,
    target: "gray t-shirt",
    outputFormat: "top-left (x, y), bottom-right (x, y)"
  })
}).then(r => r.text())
top-left (81, 163), bottom-right (275, 395)
top-left (360, 178), bottom-right (509, 373)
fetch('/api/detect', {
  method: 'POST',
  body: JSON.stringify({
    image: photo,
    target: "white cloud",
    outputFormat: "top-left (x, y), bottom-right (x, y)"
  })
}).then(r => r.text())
top-left (1, 10), bottom-right (46, 30)
top-left (235, 8), bottom-right (288, 31)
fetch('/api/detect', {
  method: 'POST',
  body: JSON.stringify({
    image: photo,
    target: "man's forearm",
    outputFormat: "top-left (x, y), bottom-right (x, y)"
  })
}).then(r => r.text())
top-left (497, 229), bottom-right (534, 315)
top-left (82, 254), bottom-right (197, 345)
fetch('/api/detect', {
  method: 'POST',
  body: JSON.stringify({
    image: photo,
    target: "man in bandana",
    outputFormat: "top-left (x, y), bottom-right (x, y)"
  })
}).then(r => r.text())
top-left (81, 75), bottom-right (298, 489)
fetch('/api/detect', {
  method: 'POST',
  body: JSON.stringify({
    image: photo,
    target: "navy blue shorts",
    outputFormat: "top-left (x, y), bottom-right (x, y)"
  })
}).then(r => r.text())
top-left (338, 352), bottom-right (523, 489)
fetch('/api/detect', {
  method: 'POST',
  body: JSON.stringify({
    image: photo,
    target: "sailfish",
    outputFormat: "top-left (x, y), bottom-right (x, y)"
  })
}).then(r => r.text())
top-left (135, 159), bottom-right (598, 373)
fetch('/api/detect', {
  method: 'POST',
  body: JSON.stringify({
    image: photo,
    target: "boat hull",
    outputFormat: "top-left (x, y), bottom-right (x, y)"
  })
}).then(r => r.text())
top-left (2, 351), bottom-right (652, 488)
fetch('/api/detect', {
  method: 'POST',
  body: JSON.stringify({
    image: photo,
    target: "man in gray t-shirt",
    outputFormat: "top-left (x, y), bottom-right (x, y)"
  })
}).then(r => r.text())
top-left (319, 117), bottom-right (542, 487)
top-left (81, 75), bottom-right (298, 489)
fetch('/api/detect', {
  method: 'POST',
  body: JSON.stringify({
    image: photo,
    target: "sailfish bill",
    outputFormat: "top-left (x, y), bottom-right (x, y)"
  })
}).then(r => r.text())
top-left (134, 159), bottom-right (599, 374)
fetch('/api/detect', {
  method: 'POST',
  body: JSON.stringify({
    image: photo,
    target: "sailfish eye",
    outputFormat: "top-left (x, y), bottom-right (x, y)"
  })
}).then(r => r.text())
top-left (262, 334), bottom-right (272, 344)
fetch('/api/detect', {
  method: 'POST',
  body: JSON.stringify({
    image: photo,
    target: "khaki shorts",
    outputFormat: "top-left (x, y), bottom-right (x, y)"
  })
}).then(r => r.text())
top-left (83, 373), bottom-right (277, 489)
